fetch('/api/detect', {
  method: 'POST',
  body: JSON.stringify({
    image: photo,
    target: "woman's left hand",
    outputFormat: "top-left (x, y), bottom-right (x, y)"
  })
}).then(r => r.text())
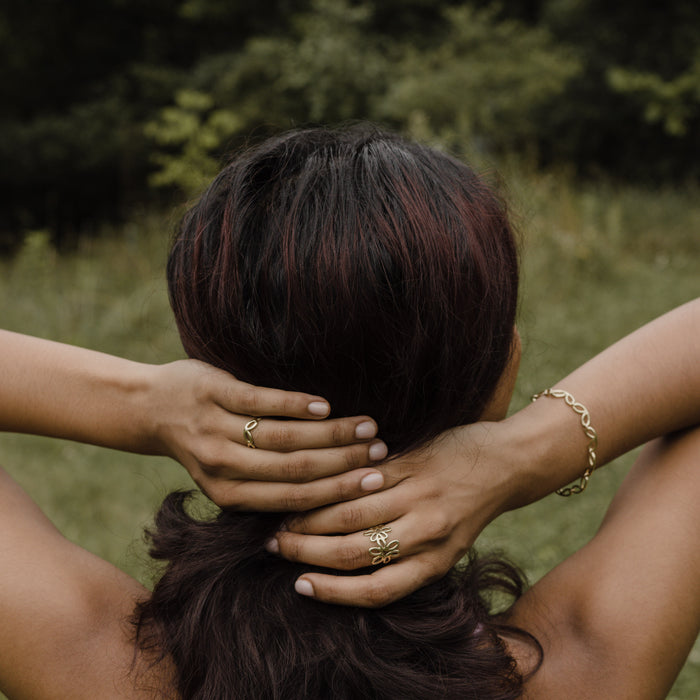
top-left (269, 420), bottom-right (526, 607)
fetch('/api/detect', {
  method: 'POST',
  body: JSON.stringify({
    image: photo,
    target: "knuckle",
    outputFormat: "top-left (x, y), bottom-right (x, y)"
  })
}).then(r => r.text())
top-left (281, 486), bottom-right (310, 511)
top-left (216, 380), bottom-right (236, 407)
top-left (268, 424), bottom-right (295, 449)
top-left (280, 394), bottom-right (300, 416)
top-left (193, 379), bottom-right (211, 404)
top-left (198, 448), bottom-right (225, 476)
top-left (286, 454), bottom-right (311, 482)
top-left (337, 543), bottom-right (367, 570)
top-left (281, 536), bottom-right (303, 562)
top-left (339, 505), bottom-right (366, 532)
top-left (363, 581), bottom-right (394, 608)
top-left (238, 387), bottom-right (260, 415)
top-left (343, 446), bottom-right (364, 471)
top-left (330, 421), bottom-right (346, 446)
top-left (285, 515), bottom-right (306, 532)
top-left (335, 476), bottom-right (358, 502)
top-left (250, 456), bottom-right (276, 480)
top-left (427, 514), bottom-right (452, 542)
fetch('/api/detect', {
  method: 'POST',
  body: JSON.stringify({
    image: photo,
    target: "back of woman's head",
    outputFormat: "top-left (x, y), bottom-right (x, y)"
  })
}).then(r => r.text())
top-left (135, 126), bottom-right (529, 699)
top-left (167, 125), bottom-right (518, 451)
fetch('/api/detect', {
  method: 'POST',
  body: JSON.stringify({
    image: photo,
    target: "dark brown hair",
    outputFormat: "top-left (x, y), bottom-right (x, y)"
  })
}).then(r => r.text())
top-left (134, 126), bottom-right (536, 699)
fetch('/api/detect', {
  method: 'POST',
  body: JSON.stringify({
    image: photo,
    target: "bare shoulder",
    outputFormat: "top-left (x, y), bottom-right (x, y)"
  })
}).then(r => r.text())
top-left (0, 466), bottom-right (176, 699)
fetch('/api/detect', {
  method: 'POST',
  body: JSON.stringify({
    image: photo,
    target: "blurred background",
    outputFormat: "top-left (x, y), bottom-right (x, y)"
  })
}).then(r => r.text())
top-left (0, 1), bottom-right (699, 697)
top-left (2, 0), bottom-right (700, 248)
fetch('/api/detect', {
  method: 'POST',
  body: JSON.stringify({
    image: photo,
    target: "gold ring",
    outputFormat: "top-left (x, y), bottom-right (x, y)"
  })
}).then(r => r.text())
top-left (363, 524), bottom-right (400, 565)
top-left (243, 417), bottom-right (263, 449)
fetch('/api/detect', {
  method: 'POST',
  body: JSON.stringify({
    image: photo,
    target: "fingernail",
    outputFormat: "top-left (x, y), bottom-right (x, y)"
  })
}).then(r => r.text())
top-left (360, 472), bottom-right (384, 491)
top-left (278, 521), bottom-right (289, 532)
top-left (355, 421), bottom-right (377, 439)
top-left (295, 579), bottom-right (314, 597)
top-left (308, 401), bottom-right (330, 416)
top-left (369, 441), bottom-right (388, 461)
top-left (264, 538), bottom-right (279, 554)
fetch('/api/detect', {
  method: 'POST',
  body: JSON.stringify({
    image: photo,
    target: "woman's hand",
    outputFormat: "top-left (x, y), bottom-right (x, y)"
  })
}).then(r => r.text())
top-left (0, 330), bottom-right (387, 512)
top-left (270, 300), bottom-right (700, 607)
top-left (147, 360), bottom-right (388, 510)
top-left (267, 420), bottom-right (526, 607)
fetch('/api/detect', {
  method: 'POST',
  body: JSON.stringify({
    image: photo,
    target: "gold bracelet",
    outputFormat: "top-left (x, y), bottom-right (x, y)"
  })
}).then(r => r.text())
top-left (531, 388), bottom-right (598, 497)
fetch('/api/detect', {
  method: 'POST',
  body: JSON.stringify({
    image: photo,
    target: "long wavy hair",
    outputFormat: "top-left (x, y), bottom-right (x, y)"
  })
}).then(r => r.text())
top-left (133, 126), bottom-right (539, 699)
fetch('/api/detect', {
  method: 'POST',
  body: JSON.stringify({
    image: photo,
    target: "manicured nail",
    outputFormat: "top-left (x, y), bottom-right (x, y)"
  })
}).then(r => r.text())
top-left (308, 401), bottom-right (330, 416)
top-left (295, 578), bottom-right (315, 597)
top-left (355, 421), bottom-right (377, 439)
top-left (264, 537), bottom-right (279, 554)
top-left (360, 472), bottom-right (384, 491)
top-left (368, 441), bottom-right (388, 461)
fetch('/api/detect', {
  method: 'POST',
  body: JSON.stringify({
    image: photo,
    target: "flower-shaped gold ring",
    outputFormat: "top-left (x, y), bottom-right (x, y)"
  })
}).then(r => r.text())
top-left (363, 524), bottom-right (400, 565)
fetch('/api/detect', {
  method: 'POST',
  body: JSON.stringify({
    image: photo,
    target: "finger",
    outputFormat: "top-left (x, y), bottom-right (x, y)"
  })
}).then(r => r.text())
top-left (293, 556), bottom-right (447, 608)
top-left (217, 378), bottom-right (332, 419)
top-left (208, 468), bottom-right (385, 511)
top-left (272, 517), bottom-right (410, 570)
top-left (285, 487), bottom-right (407, 534)
top-left (210, 439), bottom-right (388, 482)
top-left (230, 415), bottom-right (379, 451)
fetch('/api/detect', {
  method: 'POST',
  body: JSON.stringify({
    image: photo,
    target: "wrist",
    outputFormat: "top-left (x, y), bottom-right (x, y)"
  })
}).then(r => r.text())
top-left (39, 352), bottom-right (158, 453)
top-left (130, 362), bottom-right (171, 457)
top-left (97, 358), bottom-right (164, 455)
top-left (500, 396), bottom-right (593, 510)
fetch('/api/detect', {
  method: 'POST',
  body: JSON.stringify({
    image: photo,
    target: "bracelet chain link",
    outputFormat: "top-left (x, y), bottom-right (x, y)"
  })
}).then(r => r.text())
top-left (531, 388), bottom-right (598, 497)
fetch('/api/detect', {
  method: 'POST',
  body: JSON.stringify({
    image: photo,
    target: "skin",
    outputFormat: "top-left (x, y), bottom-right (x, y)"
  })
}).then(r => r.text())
top-left (0, 329), bottom-right (389, 510)
top-left (1, 300), bottom-right (699, 697)
top-left (0, 330), bottom-right (384, 698)
top-left (265, 328), bottom-right (523, 590)
top-left (511, 429), bottom-right (700, 699)
top-left (276, 300), bottom-right (700, 607)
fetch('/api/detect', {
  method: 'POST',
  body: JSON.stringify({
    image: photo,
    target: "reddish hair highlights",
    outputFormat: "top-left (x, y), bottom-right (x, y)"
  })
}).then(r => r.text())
top-left (166, 126), bottom-right (518, 451)
top-left (135, 126), bottom-right (535, 699)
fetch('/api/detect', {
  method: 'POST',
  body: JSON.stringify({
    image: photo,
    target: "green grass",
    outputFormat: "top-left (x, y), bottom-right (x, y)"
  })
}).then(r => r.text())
top-left (0, 171), bottom-right (699, 698)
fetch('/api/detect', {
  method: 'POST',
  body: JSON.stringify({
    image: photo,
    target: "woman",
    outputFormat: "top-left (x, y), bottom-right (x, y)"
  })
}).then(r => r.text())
top-left (1, 126), bottom-right (698, 699)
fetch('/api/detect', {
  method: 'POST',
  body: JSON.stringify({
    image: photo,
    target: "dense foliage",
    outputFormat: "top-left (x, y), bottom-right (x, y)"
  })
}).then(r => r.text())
top-left (2, 0), bottom-right (699, 246)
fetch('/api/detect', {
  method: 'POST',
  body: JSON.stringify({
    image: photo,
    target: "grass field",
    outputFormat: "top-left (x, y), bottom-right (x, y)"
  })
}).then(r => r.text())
top-left (1, 169), bottom-right (699, 698)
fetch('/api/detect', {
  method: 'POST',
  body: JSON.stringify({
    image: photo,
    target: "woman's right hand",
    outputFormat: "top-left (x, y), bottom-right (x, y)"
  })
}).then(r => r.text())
top-left (0, 330), bottom-right (388, 512)
top-left (146, 360), bottom-right (388, 510)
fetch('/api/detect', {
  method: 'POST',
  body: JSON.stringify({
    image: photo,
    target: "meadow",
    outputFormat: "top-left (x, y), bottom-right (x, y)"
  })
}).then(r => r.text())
top-left (1, 168), bottom-right (699, 698)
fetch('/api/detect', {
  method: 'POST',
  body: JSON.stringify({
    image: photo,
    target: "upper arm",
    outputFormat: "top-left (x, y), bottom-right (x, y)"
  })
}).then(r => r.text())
top-left (0, 465), bottom-right (157, 699)
top-left (511, 428), bottom-right (700, 699)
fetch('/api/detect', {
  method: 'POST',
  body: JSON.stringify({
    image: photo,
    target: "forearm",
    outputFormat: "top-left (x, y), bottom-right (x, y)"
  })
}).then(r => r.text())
top-left (0, 330), bottom-right (156, 453)
top-left (509, 299), bottom-right (700, 506)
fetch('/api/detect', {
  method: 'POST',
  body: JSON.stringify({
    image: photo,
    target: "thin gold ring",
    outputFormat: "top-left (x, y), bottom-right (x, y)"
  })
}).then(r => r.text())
top-left (363, 524), bottom-right (400, 565)
top-left (244, 417), bottom-right (263, 449)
